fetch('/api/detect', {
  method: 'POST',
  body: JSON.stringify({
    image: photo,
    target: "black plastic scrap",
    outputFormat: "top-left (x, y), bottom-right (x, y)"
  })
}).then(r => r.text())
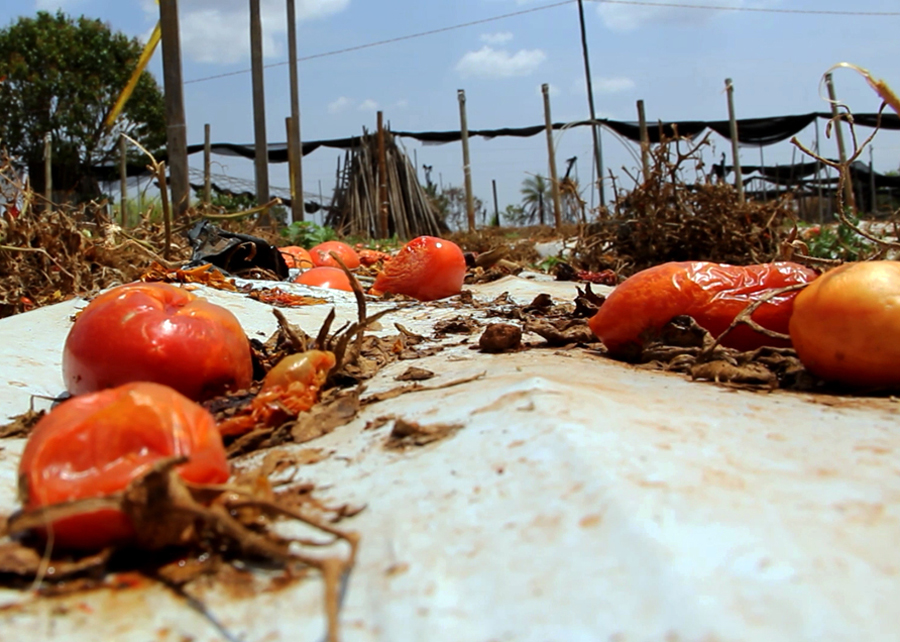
top-left (187, 220), bottom-right (290, 279)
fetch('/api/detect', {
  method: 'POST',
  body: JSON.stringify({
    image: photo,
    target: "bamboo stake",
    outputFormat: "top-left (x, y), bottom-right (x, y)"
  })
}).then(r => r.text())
top-left (458, 89), bottom-right (476, 231)
top-left (542, 84), bottom-right (562, 231)
top-left (725, 78), bottom-right (745, 203)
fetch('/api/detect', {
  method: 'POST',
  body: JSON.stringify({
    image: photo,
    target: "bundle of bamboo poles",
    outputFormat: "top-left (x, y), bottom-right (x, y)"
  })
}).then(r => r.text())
top-left (326, 128), bottom-right (446, 239)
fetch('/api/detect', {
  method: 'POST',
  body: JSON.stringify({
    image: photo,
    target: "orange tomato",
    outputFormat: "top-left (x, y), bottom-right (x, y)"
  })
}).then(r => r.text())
top-left (63, 282), bottom-right (253, 402)
top-left (18, 382), bottom-right (229, 550)
top-left (589, 261), bottom-right (818, 357)
top-left (789, 261), bottom-right (900, 387)
top-left (371, 236), bottom-right (466, 301)
top-left (218, 351), bottom-right (336, 437)
top-left (279, 245), bottom-right (314, 269)
top-left (358, 248), bottom-right (392, 267)
top-left (309, 241), bottom-right (360, 269)
top-left (293, 266), bottom-right (354, 292)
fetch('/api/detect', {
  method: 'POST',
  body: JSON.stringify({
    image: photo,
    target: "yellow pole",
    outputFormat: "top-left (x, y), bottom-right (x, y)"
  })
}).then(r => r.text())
top-left (104, 22), bottom-right (162, 130)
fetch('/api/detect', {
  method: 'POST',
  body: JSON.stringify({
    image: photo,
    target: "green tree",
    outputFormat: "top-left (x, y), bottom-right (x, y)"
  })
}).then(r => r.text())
top-left (0, 11), bottom-right (166, 201)
top-left (520, 174), bottom-right (551, 226)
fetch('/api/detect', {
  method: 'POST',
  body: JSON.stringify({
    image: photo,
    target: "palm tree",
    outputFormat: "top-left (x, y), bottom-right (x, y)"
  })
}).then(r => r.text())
top-left (520, 174), bottom-right (551, 226)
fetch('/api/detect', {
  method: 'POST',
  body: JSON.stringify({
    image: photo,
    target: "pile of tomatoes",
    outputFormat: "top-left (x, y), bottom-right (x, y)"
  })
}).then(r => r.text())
top-left (284, 237), bottom-right (467, 301)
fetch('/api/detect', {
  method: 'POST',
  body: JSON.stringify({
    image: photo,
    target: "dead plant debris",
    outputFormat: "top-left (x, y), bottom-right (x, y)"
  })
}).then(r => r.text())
top-left (385, 418), bottom-right (464, 449)
top-left (478, 323), bottom-right (523, 353)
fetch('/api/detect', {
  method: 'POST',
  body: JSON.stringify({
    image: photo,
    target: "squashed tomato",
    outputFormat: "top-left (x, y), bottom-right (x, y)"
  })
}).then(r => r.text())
top-left (63, 282), bottom-right (252, 402)
top-left (589, 261), bottom-right (818, 358)
top-left (294, 266), bottom-right (354, 292)
top-left (357, 248), bottom-right (392, 267)
top-left (371, 236), bottom-right (466, 301)
top-left (18, 382), bottom-right (229, 550)
top-left (309, 241), bottom-right (360, 269)
top-left (279, 245), bottom-right (314, 269)
top-left (218, 350), bottom-right (336, 437)
top-left (790, 261), bottom-right (900, 388)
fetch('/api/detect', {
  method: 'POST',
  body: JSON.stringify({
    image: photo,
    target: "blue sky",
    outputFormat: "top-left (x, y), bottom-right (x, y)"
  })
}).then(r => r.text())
top-left (4, 0), bottom-right (900, 219)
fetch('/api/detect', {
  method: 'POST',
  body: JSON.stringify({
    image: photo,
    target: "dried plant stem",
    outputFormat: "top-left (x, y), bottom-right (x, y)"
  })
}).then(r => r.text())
top-left (0, 244), bottom-right (76, 280)
top-left (698, 283), bottom-right (810, 360)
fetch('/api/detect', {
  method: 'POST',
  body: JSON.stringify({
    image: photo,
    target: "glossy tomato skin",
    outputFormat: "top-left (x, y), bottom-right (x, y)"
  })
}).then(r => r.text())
top-left (63, 282), bottom-right (252, 402)
top-left (789, 261), bottom-right (900, 387)
top-left (309, 241), bottom-right (360, 269)
top-left (372, 236), bottom-right (466, 301)
top-left (589, 261), bottom-right (818, 357)
top-left (18, 382), bottom-right (229, 550)
top-left (279, 245), bottom-right (314, 269)
top-left (293, 266), bottom-right (354, 292)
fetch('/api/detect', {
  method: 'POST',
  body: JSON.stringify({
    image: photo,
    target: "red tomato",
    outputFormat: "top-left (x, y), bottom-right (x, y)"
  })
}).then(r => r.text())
top-left (279, 245), bottom-right (314, 269)
top-left (18, 382), bottom-right (229, 550)
top-left (358, 248), bottom-right (392, 267)
top-left (293, 266), bottom-right (354, 292)
top-left (63, 282), bottom-right (252, 402)
top-left (371, 236), bottom-right (466, 301)
top-left (790, 261), bottom-right (900, 387)
top-left (309, 241), bottom-right (360, 269)
top-left (589, 261), bottom-right (818, 357)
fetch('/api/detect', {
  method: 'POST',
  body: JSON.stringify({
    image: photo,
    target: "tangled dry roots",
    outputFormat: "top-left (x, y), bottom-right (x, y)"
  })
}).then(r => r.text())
top-left (578, 134), bottom-right (790, 275)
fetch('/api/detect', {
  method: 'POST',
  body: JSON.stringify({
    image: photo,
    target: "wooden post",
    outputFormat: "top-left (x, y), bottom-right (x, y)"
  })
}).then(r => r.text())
top-left (119, 134), bottom-right (127, 225)
top-left (825, 72), bottom-right (856, 214)
top-left (458, 89), bottom-right (476, 231)
top-left (158, 0), bottom-right (189, 218)
top-left (285, 116), bottom-right (298, 216)
top-left (814, 119), bottom-right (825, 222)
top-left (492, 178), bottom-right (499, 226)
top-left (542, 83), bottom-right (562, 231)
top-left (759, 146), bottom-right (767, 203)
top-left (869, 145), bottom-right (877, 215)
top-left (377, 110), bottom-right (389, 238)
top-left (43, 132), bottom-right (52, 210)
top-left (725, 78), bottom-right (745, 203)
top-left (577, 0), bottom-right (605, 208)
top-left (637, 99), bottom-right (651, 180)
top-left (203, 123), bottom-right (211, 206)
top-left (250, 0), bottom-right (270, 222)
top-left (286, 0), bottom-right (303, 223)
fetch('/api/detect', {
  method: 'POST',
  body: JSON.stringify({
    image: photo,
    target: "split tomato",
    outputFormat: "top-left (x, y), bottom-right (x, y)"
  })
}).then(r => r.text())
top-left (371, 236), bottom-right (466, 301)
top-left (18, 382), bottom-right (230, 550)
top-left (589, 261), bottom-right (818, 358)
top-left (218, 350), bottom-right (336, 437)
top-left (789, 261), bottom-right (900, 388)
top-left (309, 241), bottom-right (360, 269)
top-left (293, 266), bottom-right (354, 292)
top-left (279, 245), bottom-right (314, 269)
top-left (63, 282), bottom-right (252, 402)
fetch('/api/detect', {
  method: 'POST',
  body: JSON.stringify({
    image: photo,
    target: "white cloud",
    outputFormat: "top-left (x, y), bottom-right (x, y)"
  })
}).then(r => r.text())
top-left (142, 0), bottom-right (350, 64)
top-left (327, 96), bottom-right (351, 113)
top-left (35, 0), bottom-right (82, 9)
top-left (358, 98), bottom-right (379, 112)
top-left (395, 99), bottom-right (409, 109)
top-left (597, 0), bottom-right (748, 31)
top-left (594, 77), bottom-right (636, 93)
top-left (571, 76), bottom-right (636, 95)
top-left (455, 46), bottom-right (546, 79)
top-left (480, 31), bottom-right (514, 45)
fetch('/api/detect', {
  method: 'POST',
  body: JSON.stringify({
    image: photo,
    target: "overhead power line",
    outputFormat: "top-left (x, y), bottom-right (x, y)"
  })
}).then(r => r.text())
top-left (183, 0), bottom-right (900, 87)
top-left (589, 0), bottom-right (900, 17)
top-left (184, 0), bottom-right (572, 85)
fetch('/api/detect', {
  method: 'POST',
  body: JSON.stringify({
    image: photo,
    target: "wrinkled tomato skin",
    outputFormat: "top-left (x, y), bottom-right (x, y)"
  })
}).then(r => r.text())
top-left (309, 241), bottom-right (360, 269)
top-left (372, 236), bottom-right (466, 301)
top-left (790, 261), bottom-right (900, 388)
top-left (63, 282), bottom-right (252, 402)
top-left (18, 382), bottom-right (229, 550)
top-left (589, 261), bottom-right (818, 357)
top-left (293, 266), bottom-right (354, 292)
top-left (279, 245), bottom-right (314, 269)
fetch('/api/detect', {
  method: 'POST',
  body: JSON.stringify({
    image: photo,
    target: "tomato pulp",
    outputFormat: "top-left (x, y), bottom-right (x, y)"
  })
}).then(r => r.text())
top-left (371, 236), bottom-right (466, 301)
top-left (589, 261), bottom-right (818, 358)
top-left (63, 282), bottom-right (253, 402)
top-left (18, 382), bottom-right (230, 550)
